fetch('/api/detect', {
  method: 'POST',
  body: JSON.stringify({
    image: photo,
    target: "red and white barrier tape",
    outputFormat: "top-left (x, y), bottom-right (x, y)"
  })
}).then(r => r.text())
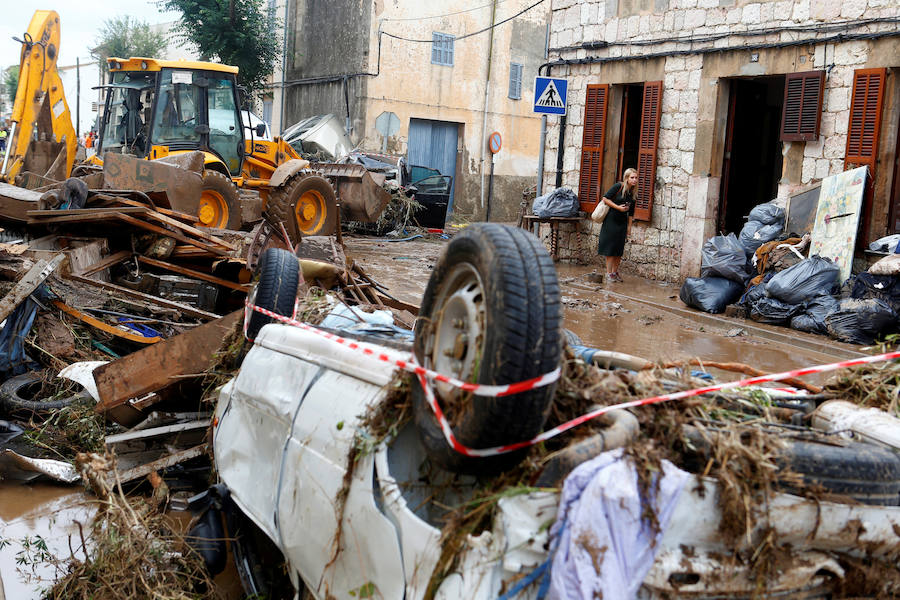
top-left (245, 302), bottom-right (900, 458)
top-left (244, 302), bottom-right (561, 397)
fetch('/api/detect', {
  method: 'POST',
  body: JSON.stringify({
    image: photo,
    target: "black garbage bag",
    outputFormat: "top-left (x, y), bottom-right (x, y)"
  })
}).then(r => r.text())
top-left (750, 296), bottom-right (803, 325)
top-left (701, 234), bottom-right (750, 283)
top-left (739, 280), bottom-right (769, 307)
top-left (739, 221), bottom-right (783, 256)
top-left (748, 202), bottom-right (785, 226)
top-left (766, 256), bottom-right (840, 305)
top-left (825, 298), bottom-right (898, 345)
top-left (532, 187), bottom-right (579, 218)
top-left (790, 294), bottom-right (840, 334)
top-left (851, 272), bottom-right (900, 314)
top-left (679, 277), bottom-right (745, 314)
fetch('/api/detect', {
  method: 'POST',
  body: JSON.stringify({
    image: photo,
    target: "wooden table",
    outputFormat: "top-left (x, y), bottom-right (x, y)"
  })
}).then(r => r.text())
top-left (519, 214), bottom-right (584, 261)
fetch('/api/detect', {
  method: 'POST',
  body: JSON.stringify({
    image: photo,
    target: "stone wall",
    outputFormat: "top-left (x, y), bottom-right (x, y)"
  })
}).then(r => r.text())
top-left (542, 0), bottom-right (900, 282)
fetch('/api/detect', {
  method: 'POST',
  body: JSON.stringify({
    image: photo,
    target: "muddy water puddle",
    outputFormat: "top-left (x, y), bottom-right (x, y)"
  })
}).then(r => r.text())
top-left (0, 483), bottom-right (94, 599)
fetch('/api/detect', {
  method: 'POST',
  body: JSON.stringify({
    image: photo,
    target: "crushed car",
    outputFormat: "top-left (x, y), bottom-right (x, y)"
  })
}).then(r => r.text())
top-left (198, 223), bottom-right (900, 599)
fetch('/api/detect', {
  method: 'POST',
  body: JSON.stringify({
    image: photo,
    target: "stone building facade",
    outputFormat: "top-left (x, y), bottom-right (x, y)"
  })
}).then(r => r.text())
top-left (542, 0), bottom-right (900, 281)
top-left (282, 0), bottom-right (551, 221)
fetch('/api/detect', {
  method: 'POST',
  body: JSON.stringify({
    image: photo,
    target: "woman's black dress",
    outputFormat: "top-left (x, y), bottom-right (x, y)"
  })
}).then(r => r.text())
top-left (596, 182), bottom-right (635, 257)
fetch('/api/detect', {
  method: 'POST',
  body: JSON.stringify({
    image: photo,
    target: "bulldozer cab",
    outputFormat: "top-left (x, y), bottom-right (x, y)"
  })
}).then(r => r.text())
top-left (97, 59), bottom-right (244, 176)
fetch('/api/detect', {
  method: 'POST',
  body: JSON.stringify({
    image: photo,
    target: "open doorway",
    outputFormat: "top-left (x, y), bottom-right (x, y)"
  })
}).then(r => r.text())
top-left (616, 84), bottom-right (644, 180)
top-left (719, 77), bottom-right (785, 234)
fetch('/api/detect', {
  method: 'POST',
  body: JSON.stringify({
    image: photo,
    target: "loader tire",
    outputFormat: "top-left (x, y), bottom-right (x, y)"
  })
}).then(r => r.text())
top-left (412, 224), bottom-right (562, 475)
top-left (199, 170), bottom-right (242, 230)
top-left (246, 248), bottom-right (300, 340)
top-left (266, 171), bottom-right (337, 245)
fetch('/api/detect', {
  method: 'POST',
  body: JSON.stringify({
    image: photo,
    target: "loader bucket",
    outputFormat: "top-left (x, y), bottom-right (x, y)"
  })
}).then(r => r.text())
top-left (316, 163), bottom-right (391, 223)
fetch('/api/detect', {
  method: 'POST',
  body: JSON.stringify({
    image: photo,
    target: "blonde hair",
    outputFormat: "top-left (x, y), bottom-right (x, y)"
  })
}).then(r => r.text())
top-left (622, 168), bottom-right (638, 194)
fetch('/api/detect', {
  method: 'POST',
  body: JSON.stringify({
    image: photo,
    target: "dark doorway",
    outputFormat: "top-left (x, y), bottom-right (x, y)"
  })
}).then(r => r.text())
top-left (719, 77), bottom-right (785, 234)
top-left (617, 84), bottom-right (644, 180)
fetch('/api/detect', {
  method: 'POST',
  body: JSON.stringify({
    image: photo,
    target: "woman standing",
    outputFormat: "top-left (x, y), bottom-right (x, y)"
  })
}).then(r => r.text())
top-left (596, 168), bottom-right (638, 282)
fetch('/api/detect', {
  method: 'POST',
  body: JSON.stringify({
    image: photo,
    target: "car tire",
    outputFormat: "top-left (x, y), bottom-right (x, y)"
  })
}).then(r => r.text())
top-left (246, 248), bottom-right (300, 340)
top-left (199, 170), bottom-right (242, 230)
top-left (780, 439), bottom-right (900, 505)
top-left (412, 223), bottom-right (562, 475)
top-left (265, 171), bottom-right (337, 244)
top-left (0, 371), bottom-right (85, 415)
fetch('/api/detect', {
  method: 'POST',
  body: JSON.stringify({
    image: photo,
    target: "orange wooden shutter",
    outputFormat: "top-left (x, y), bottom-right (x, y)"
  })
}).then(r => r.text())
top-left (780, 71), bottom-right (825, 141)
top-left (634, 80), bottom-right (662, 222)
top-left (578, 84), bottom-right (609, 211)
top-left (845, 68), bottom-right (886, 244)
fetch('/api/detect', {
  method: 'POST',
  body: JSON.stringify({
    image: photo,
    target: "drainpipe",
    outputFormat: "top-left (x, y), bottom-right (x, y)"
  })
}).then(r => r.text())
top-left (479, 0), bottom-right (497, 215)
top-left (555, 114), bottom-right (565, 188)
top-left (278, 0), bottom-right (289, 134)
top-left (536, 24), bottom-right (550, 196)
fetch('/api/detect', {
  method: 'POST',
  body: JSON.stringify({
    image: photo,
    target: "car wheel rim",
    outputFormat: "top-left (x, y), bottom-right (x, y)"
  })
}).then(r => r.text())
top-left (199, 190), bottom-right (228, 228)
top-left (428, 262), bottom-right (485, 404)
top-left (295, 189), bottom-right (326, 235)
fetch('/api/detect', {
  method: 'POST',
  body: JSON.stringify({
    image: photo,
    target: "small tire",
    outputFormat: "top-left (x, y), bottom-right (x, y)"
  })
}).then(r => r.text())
top-left (266, 171), bottom-right (337, 245)
top-left (0, 372), bottom-right (84, 415)
top-left (199, 170), bottom-right (242, 230)
top-left (227, 510), bottom-right (295, 600)
top-left (780, 440), bottom-right (900, 505)
top-left (246, 248), bottom-right (300, 340)
top-left (413, 223), bottom-right (562, 475)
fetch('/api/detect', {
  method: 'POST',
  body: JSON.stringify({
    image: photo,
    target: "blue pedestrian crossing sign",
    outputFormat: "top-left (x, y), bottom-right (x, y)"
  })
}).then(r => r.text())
top-left (533, 77), bottom-right (568, 115)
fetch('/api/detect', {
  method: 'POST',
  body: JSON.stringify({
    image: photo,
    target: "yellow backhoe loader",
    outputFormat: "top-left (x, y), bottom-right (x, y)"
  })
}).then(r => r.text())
top-left (0, 10), bottom-right (78, 187)
top-left (89, 57), bottom-right (388, 241)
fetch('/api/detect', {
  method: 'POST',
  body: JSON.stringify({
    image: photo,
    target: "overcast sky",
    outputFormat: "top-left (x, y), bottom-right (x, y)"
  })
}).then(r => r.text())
top-left (0, 2), bottom-right (182, 71)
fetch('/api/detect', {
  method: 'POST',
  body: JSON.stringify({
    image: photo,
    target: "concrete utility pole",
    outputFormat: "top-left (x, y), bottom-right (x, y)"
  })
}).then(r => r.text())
top-left (479, 0), bottom-right (498, 214)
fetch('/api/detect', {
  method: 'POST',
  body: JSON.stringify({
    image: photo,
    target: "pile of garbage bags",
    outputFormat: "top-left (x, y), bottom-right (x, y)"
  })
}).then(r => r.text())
top-left (532, 187), bottom-right (580, 218)
top-left (680, 200), bottom-right (900, 345)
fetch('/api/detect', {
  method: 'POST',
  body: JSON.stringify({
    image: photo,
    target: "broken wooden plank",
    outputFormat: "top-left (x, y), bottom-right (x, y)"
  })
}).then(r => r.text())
top-left (66, 274), bottom-right (219, 320)
top-left (25, 211), bottom-right (136, 224)
top-left (0, 254), bottom-right (65, 323)
top-left (114, 444), bottom-right (207, 485)
top-left (93, 310), bottom-right (241, 418)
top-left (80, 250), bottom-right (132, 277)
top-left (137, 256), bottom-right (249, 292)
top-left (113, 213), bottom-right (231, 258)
top-left (52, 300), bottom-right (163, 344)
top-left (94, 195), bottom-right (202, 223)
top-left (138, 210), bottom-right (236, 250)
top-left (0, 182), bottom-right (42, 222)
top-left (26, 206), bottom-right (149, 217)
top-left (106, 419), bottom-right (210, 445)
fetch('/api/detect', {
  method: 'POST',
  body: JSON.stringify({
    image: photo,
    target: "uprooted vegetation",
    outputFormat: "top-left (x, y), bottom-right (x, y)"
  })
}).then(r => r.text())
top-left (43, 452), bottom-right (217, 600)
top-left (357, 345), bottom-right (900, 598)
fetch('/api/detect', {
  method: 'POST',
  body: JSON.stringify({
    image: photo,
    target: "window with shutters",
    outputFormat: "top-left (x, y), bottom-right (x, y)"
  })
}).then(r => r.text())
top-left (780, 71), bottom-right (825, 141)
top-left (578, 84), bottom-right (609, 210)
top-left (634, 81), bottom-right (662, 222)
top-left (508, 63), bottom-right (523, 100)
top-left (431, 33), bottom-right (454, 66)
top-left (845, 68), bottom-right (886, 243)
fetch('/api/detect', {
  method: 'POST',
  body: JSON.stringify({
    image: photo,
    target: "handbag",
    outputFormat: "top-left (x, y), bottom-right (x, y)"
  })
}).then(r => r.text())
top-left (591, 199), bottom-right (610, 224)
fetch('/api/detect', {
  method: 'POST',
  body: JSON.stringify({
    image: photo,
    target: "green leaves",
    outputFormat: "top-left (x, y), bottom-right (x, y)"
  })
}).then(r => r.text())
top-left (161, 0), bottom-right (280, 95)
top-left (91, 16), bottom-right (168, 74)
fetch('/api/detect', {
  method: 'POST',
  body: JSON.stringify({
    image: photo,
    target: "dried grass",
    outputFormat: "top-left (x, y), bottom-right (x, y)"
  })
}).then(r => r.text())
top-left (46, 451), bottom-right (218, 600)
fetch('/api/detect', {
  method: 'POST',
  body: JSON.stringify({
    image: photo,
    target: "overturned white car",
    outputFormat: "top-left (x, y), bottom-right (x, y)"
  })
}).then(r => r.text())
top-left (197, 224), bottom-right (900, 599)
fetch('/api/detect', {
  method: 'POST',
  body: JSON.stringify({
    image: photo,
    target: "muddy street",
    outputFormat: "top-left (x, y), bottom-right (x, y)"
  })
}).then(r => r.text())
top-left (343, 233), bottom-right (860, 381)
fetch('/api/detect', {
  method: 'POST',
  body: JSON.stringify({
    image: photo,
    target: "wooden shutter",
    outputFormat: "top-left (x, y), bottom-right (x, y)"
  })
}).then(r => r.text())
top-left (578, 84), bottom-right (609, 211)
top-left (780, 71), bottom-right (825, 141)
top-left (845, 68), bottom-right (886, 245)
top-left (634, 80), bottom-right (662, 222)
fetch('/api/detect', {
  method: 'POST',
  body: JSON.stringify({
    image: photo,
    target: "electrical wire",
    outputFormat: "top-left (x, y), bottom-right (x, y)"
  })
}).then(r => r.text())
top-left (381, 0), bottom-right (547, 44)
top-left (540, 28), bottom-right (900, 73)
top-left (379, 0), bottom-right (511, 22)
top-left (551, 16), bottom-right (900, 53)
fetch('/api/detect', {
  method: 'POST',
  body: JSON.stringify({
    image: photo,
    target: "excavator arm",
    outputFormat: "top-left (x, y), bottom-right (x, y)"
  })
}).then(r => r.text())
top-left (0, 10), bottom-right (77, 185)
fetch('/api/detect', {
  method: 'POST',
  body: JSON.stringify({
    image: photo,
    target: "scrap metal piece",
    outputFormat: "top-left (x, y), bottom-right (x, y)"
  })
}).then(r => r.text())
top-left (0, 449), bottom-right (80, 483)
